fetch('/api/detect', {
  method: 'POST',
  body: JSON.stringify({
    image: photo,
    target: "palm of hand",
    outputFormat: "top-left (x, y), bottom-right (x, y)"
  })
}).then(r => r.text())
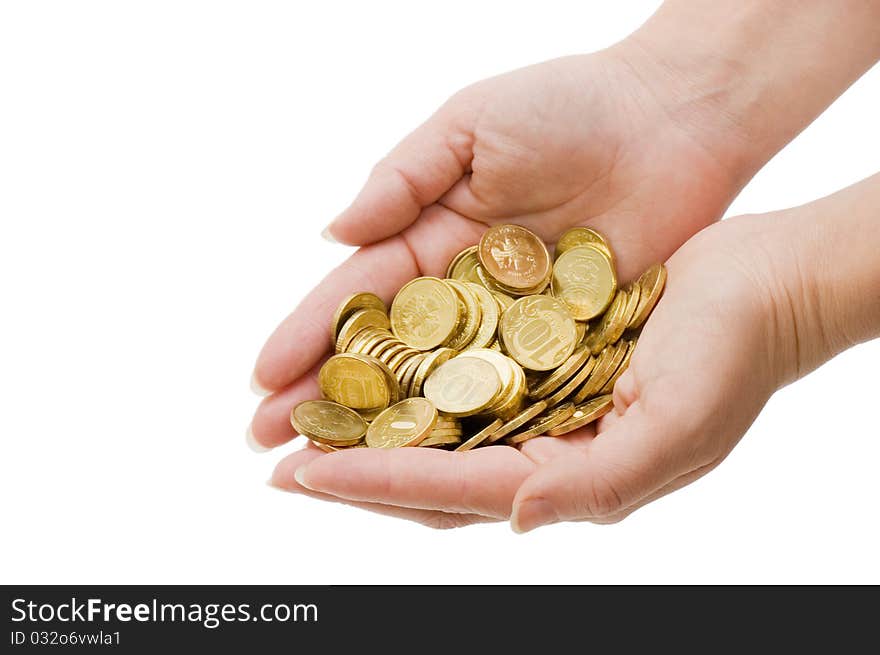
top-left (268, 218), bottom-right (777, 529)
top-left (252, 52), bottom-right (762, 530)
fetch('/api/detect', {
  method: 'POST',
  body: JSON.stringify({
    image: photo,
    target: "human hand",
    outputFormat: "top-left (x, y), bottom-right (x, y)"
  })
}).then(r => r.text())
top-left (250, 39), bottom-right (759, 450)
top-left (267, 213), bottom-right (795, 529)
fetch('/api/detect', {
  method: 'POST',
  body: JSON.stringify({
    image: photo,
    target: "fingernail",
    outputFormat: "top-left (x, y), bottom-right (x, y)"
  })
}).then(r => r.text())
top-left (293, 464), bottom-right (313, 489)
top-left (511, 498), bottom-right (559, 534)
top-left (246, 425), bottom-right (271, 453)
top-left (250, 373), bottom-right (270, 397)
top-left (321, 225), bottom-right (338, 243)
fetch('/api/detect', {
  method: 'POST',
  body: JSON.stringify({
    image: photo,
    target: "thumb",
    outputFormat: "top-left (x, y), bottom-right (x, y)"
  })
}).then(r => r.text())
top-left (325, 100), bottom-right (474, 246)
top-left (510, 397), bottom-right (697, 533)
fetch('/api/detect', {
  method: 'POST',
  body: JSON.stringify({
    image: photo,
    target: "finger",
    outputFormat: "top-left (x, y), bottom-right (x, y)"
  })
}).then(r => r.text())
top-left (249, 359), bottom-right (324, 449)
top-left (270, 446), bottom-right (494, 529)
top-left (517, 426), bottom-right (597, 465)
top-left (295, 445), bottom-right (535, 518)
top-left (587, 460), bottom-right (719, 525)
top-left (511, 398), bottom-right (701, 533)
top-left (253, 207), bottom-right (484, 392)
top-left (252, 237), bottom-right (419, 391)
top-left (326, 104), bottom-right (474, 246)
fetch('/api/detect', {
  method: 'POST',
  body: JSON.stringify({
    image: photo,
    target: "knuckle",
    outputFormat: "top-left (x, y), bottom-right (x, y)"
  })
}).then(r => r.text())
top-left (581, 472), bottom-right (626, 518)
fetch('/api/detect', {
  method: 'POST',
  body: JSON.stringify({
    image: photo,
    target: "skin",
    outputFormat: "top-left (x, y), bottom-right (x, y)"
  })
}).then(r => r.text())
top-left (250, 2), bottom-right (880, 530)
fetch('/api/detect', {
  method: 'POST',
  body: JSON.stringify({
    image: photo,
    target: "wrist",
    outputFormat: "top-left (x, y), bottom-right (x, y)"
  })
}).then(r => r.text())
top-left (754, 175), bottom-right (880, 387)
top-left (615, 1), bottom-right (880, 187)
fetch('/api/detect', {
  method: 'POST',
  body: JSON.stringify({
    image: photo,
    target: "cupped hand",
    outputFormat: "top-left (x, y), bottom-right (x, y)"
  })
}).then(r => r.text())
top-left (267, 214), bottom-right (788, 530)
top-left (250, 43), bottom-right (755, 450)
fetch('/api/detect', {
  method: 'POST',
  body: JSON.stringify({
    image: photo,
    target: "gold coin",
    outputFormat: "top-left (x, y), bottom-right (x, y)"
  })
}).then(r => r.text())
top-left (599, 339), bottom-right (636, 395)
top-left (347, 327), bottom-right (390, 355)
top-left (455, 418), bottom-right (504, 451)
top-left (390, 277), bottom-right (461, 350)
top-left (419, 432), bottom-right (462, 448)
top-left (551, 245), bottom-right (617, 320)
top-left (499, 295), bottom-right (577, 371)
top-left (491, 290), bottom-right (515, 312)
top-left (487, 339), bottom-right (502, 351)
top-left (375, 341), bottom-right (409, 364)
top-left (505, 402), bottom-right (577, 445)
top-left (528, 345), bottom-right (591, 399)
top-left (628, 263), bottom-right (667, 330)
top-left (555, 227), bottom-right (613, 261)
top-left (570, 345), bottom-right (616, 404)
top-left (545, 395), bottom-right (614, 436)
top-left (608, 284), bottom-right (640, 345)
top-left (462, 282), bottom-right (500, 350)
top-left (365, 397), bottom-right (438, 448)
top-left (597, 289), bottom-right (629, 348)
top-left (575, 320), bottom-right (587, 345)
top-left (329, 292), bottom-right (387, 348)
top-left (423, 356), bottom-right (501, 416)
top-left (335, 309), bottom-right (391, 353)
top-left (312, 442), bottom-right (341, 453)
top-left (385, 347), bottom-right (421, 375)
top-left (425, 428), bottom-right (463, 438)
top-left (542, 354), bottom-right (597, 407)
top-left (446, 245), bottom-right (484, 285)
top-left (444, 279), bottom-right (483, 350)
top-left (478, 224), bottom-right (551, 290)
top-left (583, 290), bottom-right (626, 355)
top-left (458, 349), bottom-right (522, 416)
top-left (318, 353), bottom-right (392, 410)
top-left (485, 400), bottom-right (548, 444)
top-left (290, 400), bottom-right (368, 446)
top-left (398, 353), bottom-right (424, 397)
top-left (574, 341), bottom-right (627, 403)
top-left (409, 347), bottom-right (457, 398)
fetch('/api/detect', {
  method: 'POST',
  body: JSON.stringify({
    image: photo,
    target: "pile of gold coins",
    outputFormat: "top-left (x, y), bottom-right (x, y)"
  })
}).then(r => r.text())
top-left (291, 225), bottom-right (666, 452)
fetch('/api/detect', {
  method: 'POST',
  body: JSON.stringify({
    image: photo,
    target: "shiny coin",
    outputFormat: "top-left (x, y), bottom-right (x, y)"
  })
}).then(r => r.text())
top-left (290, 400), bottom-right (368, 446)
top-left (555, 226), bottom-right (613, 261)
top-left (551, 245), bottom-right (617, 321)
top-left (447, 246), bottom-right (484, 285)
top-left (423, 356), bottom-right (501, 416)
top-left (574, 341), bottom-right (627, 403)
top-left (583, 290), bottom-right (626, 355)
top-left (335, 309), bottom-right (391, 353)
top-left (455, 418), bottom-right (504, 451)
top-left (528, 345), bottom-right (591, 399)
top-left (545, 395), bottom-right (614, 436)
top-left (599, 339), bottom-right (635, 395)
top-left (628, 263), bottom-right (667, 330)
top-left (491, 290), bottom-right (515, 312)
top-left (478, 224), bottom-right (551, 290)
top-left (463, 282), bottom-right (500, 350)
top-left (485, 401), bottom-right (548, 444)
top-left (505, 402), bottom-right (576, 445)
top-left (419, 432), bottom-right (462, 448)
top-left (500, 295), bottom-right (577, 371)
top-left (426, 427), bottom-right (463, 437)
top-left (365, 397), bottom-right (438, 448)
top-left (330, 292), bottom-right (387, 348)
top-left (444, 279), bottom-right (483, 350)
top-left (609, 284), bottom-right (640, 345)
top-left (318, 353), bottom-right (393, 410)
top-left (409, 347), bottom-right (457, 398)
top-left (390, 277), bottom-right (461, 350)
top-left (542, 354), bottom-right (597, 407)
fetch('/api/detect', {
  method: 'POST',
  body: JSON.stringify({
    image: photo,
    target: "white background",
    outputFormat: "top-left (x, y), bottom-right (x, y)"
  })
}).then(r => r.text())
top-left (1, 1), bottom-right (878, 584)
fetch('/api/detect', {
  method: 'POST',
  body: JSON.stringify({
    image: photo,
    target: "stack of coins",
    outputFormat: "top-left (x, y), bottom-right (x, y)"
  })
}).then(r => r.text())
top-left (291, 225), bottom-right (666, 451)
